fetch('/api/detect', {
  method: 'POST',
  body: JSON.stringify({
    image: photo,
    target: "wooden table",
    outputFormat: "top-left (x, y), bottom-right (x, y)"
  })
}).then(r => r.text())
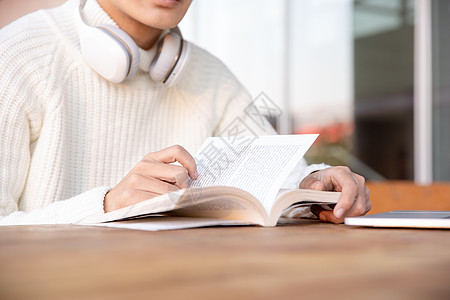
top-left (0, 220), bottom-right (449, 300)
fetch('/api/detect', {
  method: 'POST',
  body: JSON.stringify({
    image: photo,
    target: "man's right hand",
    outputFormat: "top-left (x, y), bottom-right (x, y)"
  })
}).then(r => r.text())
top-left (103, 145), bottom-right (198, 212)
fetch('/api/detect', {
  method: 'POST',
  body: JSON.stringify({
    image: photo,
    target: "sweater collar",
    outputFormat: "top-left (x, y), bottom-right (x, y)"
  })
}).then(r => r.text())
top-left (83, 0), bottom-right (157, 72)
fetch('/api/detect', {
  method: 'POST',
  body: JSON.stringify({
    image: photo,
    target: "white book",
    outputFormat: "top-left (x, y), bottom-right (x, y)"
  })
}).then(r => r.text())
top-left (81, 135), bottom-right (340, 230)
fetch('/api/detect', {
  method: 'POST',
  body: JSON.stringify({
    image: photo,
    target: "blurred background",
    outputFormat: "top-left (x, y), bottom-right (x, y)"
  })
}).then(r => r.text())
top-left (1, 0), bottom-right (449, 184)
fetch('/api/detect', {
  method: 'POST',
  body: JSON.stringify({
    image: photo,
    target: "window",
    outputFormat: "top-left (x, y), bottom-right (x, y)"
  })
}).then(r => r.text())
top-left (180, 0), bottom-right (449, 182)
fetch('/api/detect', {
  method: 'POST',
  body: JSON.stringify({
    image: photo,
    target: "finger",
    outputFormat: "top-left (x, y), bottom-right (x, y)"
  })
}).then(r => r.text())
top-left (343, 197), bottom-right (368, 218)
top-left (163, 167), bottom-right (190, 189)
top-left (345, 184), bottom-right (372, 217)
top-left (332, 173), bottom-right (359, 219)
top-left (299, 176), bottom-right (326, 191)
top-left (311, 180), bottom-right (326, 191)
top-left (148, 145), bottom-right (198, 179)
top-left (135, 161), bottom-right (190, 189)
top-left (104, 189), bottom-right (160, 212)
top-left (319, 210), bottom-right (344, 224)
top-left (299, 170), bottom-right (334, 191)
top-left (128, 173), bottom-right (180, 195)
top-left (319, 185), bottom-right (369, 224)
top-left (364, 185), bottom-right (372, 213)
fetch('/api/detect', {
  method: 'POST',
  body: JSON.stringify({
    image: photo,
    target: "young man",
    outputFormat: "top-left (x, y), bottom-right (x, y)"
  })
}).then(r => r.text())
top-left (0, 0), bottom-right (370, 225)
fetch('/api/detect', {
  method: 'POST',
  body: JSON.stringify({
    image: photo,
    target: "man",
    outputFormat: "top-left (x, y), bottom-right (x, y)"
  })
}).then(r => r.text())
top-left (0, 0), bottom-right (370, 224)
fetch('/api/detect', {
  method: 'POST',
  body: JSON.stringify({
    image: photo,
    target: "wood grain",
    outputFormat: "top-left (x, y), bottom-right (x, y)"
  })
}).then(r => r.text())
top-left (0, 221), bottom-right (449, 300)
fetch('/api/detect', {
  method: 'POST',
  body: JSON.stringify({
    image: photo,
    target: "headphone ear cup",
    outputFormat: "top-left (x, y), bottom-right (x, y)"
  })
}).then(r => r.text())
top-left (149, 32), bottom-right (184, 85)
top-left (163, 40), bottom-right (191, 87)
top-left (80, 24), bottom-right (140, 83)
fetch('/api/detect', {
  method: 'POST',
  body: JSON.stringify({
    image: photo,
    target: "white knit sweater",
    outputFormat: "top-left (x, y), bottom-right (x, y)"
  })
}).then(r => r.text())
top-left (0, 0), bottom-right (327, 225)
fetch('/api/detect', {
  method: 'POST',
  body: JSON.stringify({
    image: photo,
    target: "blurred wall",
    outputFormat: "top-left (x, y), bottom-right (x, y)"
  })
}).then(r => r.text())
top-left (432, 0), bottom-right (450, 181)
top-left (354, 26), bottom-right (414, 180)
top-left (0, 0), bottom-right (65, 28)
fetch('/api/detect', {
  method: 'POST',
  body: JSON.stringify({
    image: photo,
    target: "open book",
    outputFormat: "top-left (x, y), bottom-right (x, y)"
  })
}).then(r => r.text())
top-left (81, 135), bottom-right (340, 229)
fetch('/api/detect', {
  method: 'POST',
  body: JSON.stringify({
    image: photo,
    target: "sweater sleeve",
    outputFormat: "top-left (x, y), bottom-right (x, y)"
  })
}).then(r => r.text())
top-left (0, 12), bottom-right (109, 225)
top-left (0, 187), bottom-right (110, 225)
top-left (0, 81), bottom-right (110, 225)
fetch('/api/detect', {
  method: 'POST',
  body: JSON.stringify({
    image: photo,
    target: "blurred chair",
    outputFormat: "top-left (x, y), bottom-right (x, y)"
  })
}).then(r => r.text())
top-left (367, 181), bottom-right (450, 214)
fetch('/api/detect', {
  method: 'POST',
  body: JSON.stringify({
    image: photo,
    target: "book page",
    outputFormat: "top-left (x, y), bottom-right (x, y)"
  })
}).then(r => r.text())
top-left (189, 134), bottom-right (318, 213)
top-left (171, 186), bottom-right (268, 225)
top-left (84, 216), bottom-right (250, 231)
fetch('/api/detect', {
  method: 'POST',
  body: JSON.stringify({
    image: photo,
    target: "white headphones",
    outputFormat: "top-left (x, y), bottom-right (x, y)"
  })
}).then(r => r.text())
top-left (74, 0), bottom-right (191, 86)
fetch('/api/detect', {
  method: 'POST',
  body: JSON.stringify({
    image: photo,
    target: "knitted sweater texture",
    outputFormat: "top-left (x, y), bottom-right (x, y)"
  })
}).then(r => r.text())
top-left (0, 0), bottom-right (326, 225)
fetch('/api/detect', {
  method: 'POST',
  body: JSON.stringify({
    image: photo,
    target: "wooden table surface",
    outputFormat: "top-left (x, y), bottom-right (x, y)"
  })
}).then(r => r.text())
top-left (0, 220), bottom-right (449, 300)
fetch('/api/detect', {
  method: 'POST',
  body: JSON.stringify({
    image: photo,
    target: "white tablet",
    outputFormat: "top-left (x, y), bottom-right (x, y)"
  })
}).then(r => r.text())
top-left (344, 210), bottom-right (450, 229)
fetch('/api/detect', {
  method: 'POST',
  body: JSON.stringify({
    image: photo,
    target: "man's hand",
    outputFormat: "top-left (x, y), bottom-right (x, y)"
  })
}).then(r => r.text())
top-left (299, 166), bottom-right (371, 223)
top-left (104, 145), bottom-right (198, 212)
